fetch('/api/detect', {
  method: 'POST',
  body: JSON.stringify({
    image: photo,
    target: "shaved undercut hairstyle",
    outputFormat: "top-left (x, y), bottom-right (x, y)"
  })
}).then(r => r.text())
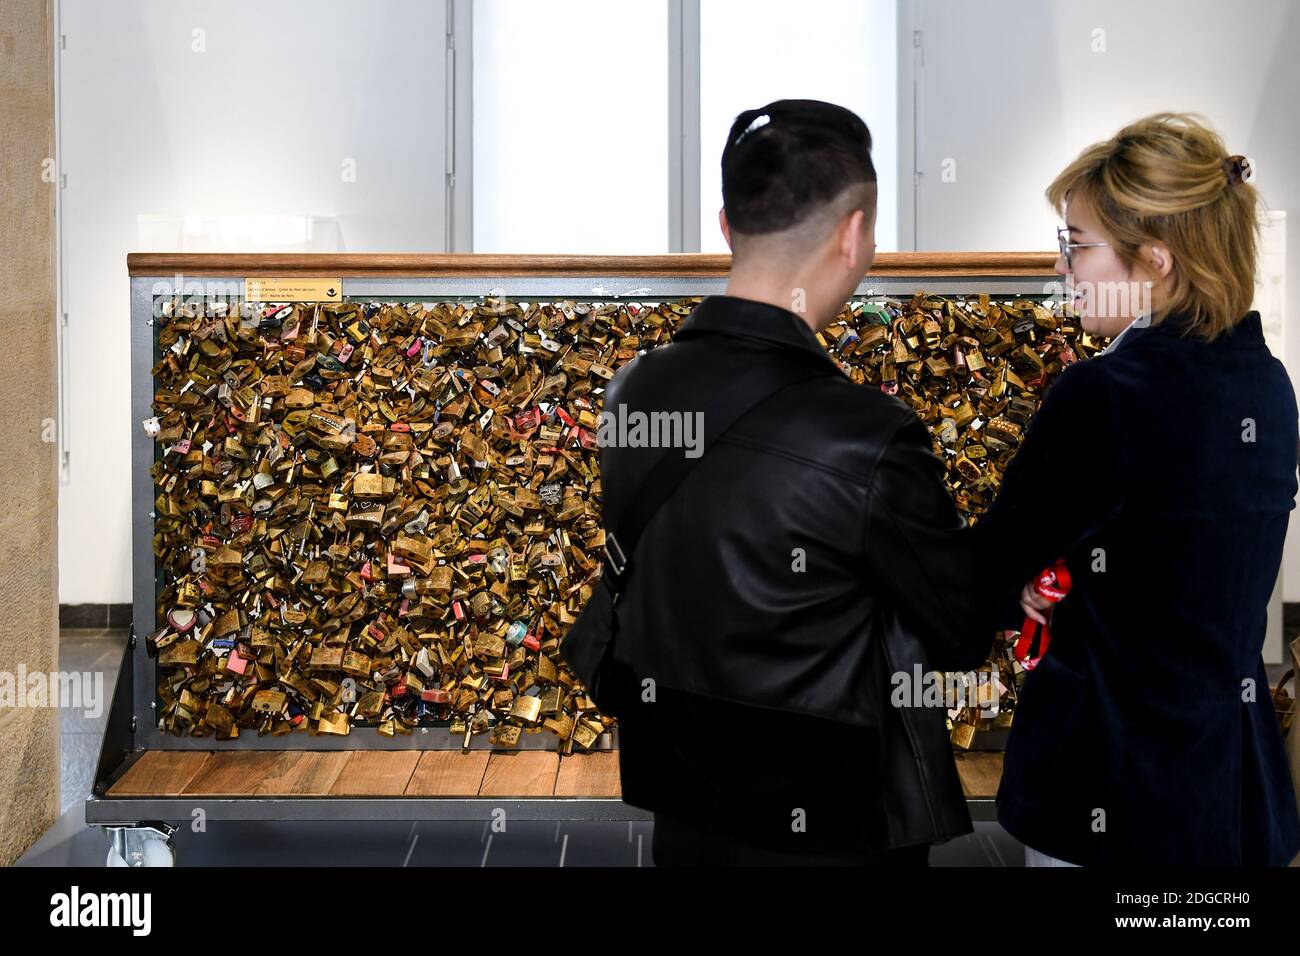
top-left (721, 98), bottom-right (877, 258)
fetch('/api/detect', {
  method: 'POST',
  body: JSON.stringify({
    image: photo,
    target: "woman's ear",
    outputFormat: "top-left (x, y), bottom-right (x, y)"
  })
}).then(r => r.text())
top-left (1141, 242), bottom-right (1174, 279)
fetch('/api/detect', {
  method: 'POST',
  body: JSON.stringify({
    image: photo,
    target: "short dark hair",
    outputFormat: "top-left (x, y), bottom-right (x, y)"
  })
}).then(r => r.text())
top-left (721, 99), bottom-right (876, 235)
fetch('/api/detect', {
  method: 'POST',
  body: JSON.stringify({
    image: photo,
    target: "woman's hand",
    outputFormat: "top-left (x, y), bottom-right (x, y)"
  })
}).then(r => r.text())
top-left (1020, 578), bottom-right (1054, 625)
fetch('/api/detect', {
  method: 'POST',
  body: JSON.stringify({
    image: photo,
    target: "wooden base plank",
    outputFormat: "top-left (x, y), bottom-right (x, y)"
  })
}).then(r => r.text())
top-left (329, 751), bottom-right (422, 796)
top-left (479, 751), bottom-right (560, 797)
top-left (179, 751), bottom-right (349, 796)
top-left (553, 751), bottom-right (621, 797)
top-left (405, 751), bottom-right (491, 797)
top-left (102, 749), bottom-right (1006, 804)
top-left (106, 751), bottom-right (212, 797)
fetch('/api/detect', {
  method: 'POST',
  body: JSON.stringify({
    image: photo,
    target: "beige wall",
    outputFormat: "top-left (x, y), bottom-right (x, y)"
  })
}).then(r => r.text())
top-left (0, 0), bottom-right (59, 865)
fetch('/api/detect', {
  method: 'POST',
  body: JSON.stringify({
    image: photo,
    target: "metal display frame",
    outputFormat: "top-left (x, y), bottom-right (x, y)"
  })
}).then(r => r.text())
top-left (88, 253), bottom-right (1060, 841)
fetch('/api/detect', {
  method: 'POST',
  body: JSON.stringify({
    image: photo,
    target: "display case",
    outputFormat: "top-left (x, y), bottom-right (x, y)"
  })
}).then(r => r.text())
top-left (88, 252), bottom-right (1069, 859)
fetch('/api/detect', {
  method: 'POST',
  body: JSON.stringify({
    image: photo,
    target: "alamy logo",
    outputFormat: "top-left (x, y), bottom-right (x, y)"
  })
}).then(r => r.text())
top-left (596, 404), bottom-right (704, 458)
top-left (49, 886), bottom-right (152, 936)
top-left (0, 666), bottom-right (103, 718)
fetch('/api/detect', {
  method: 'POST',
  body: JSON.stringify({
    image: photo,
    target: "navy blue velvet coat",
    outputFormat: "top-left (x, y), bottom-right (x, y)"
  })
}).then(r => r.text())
top-left (977, 310), bottom-right (1300, 865)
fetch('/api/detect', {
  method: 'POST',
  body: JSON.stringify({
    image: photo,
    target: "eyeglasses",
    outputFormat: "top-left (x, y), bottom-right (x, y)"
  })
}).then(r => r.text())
top-left (1057, 226), bottom-right (1108, 270)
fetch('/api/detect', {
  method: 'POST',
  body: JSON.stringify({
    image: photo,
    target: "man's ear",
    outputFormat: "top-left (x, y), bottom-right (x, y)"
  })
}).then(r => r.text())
top-left (838, 207), bottom-right (865, 265)
top-left (719, 207), bottom-right (732, 251)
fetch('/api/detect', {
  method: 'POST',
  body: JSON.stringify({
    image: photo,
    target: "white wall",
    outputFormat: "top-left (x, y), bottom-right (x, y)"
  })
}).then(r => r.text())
top-left (473, 0), bottom-right (670, 253)
top-left (697, 0), bottom-right (899, 253)
top-left (905, 0), bottom-right (1299, 258)
top-left (57, 0), bottom-right (450, 604)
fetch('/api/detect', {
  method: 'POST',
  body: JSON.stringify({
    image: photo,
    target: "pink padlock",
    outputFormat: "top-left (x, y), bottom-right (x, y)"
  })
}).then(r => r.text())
top-left (226, 649), bottom-right (249, 676)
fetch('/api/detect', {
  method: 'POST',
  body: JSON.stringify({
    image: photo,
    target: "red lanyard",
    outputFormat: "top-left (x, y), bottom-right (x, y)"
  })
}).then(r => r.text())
top-left (1012, 558), bottom-right (1072, 670)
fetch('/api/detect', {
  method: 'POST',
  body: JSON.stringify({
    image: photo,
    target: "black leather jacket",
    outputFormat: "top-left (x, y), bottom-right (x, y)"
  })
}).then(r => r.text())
top-left (588, 294), bottom-right (995, 851)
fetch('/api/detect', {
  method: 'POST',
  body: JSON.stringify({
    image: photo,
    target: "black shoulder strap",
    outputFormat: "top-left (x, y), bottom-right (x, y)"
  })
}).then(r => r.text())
top-left (601, 355), bottom-right (833, 601)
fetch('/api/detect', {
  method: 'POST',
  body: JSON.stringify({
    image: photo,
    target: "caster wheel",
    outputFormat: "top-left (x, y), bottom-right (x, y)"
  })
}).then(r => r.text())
top-left (105, 825), bottom-right (177, 867)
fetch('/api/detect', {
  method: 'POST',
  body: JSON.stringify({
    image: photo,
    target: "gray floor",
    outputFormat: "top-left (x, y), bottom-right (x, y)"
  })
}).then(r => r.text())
top-left (57, 628), bottom-right (125, 816)
top-left (19, 803), bottom-right (1023, 866)
top-left (21, 627), bottom-right (1027, 866)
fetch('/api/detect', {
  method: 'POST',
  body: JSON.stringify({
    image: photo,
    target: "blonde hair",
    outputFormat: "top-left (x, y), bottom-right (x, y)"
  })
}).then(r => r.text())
top-left (1047, 113), bottom-right (1260, 340)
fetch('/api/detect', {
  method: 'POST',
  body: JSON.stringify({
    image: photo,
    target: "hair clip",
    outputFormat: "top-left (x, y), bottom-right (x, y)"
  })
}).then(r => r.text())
top-left (1223, 154), bottom-right (1254, 186)
top-left (733, 113), bottom-right (771, 147)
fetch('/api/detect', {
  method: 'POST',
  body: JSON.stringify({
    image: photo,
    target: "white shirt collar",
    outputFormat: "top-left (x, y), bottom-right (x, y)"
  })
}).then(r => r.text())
top-left (1100, 312), bottom-right (1151, 354)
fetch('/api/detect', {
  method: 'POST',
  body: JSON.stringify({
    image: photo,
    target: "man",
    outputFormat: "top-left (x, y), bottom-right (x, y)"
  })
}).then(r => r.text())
top-left (572, 100), bottom-right (994, 866)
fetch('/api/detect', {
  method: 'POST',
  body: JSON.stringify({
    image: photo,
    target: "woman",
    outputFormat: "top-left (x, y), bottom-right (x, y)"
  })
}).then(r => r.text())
top-left (978, 113), bottom-right (1300, 866)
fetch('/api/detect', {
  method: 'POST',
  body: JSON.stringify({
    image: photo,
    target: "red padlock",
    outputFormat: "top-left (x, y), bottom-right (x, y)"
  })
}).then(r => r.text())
top-left (1013, 558), bottom-right (1072, 670)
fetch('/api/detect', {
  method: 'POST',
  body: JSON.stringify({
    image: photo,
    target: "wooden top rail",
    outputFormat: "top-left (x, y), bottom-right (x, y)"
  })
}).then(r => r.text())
top-left (128, 252), bottom-right (1059, 279)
